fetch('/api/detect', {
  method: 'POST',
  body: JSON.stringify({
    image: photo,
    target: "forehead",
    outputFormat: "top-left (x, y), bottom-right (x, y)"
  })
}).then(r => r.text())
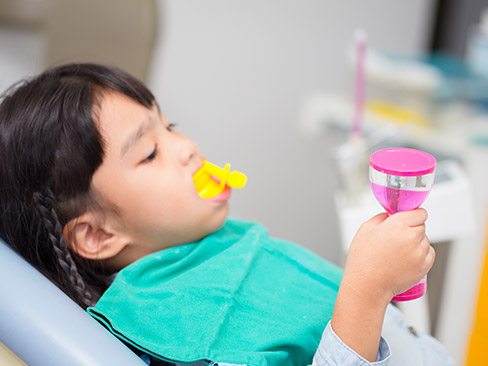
top-left (96, 92), bottom-right (159, 148)
top-left (97, 92), bottom-right (150, 130)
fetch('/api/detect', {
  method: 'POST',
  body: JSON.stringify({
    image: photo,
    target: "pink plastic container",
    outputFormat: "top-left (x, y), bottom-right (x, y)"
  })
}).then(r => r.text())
top-left (369, 147), bottom-right (436, 302)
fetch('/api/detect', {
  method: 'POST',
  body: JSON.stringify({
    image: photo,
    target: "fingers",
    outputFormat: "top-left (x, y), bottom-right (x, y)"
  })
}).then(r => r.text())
top-left (366, 212), bottom-right (389, 225)
top-left (393, 208), bottom-right (428, 227)
top-left (418, 235), bottom-right (435, 273)
top-left (359, 212), bottom-right (389, 236)
top-left (424, 243), bottom-right (436, 273)
top-left (419, 234), bottom-right (430, 253)
top-left (411, 223), bottom-right (426, 238)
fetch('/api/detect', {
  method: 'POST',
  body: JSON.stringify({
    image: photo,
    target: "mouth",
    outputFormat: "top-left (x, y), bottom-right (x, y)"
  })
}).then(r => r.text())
top-left (207, 185), bottom-right (232, 202)
top-left (192, 160), bottom-right (246, 200)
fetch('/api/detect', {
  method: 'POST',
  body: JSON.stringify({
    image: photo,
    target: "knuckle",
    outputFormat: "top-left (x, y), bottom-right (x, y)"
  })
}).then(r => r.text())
top-left (430, 246), bottom-right (436, 261)
top-left (425, 247), bottom-right (436, 271)
top-left (416, 207), bottom-right (427, 218)
top-left (414, 227), bottom-right (425, 240)
top-left (420, 237), bottom-right (430, 253)
top-left (389, 217), bottom-right (403, 230)
top-left (407, 231), bottom-right (417, 242)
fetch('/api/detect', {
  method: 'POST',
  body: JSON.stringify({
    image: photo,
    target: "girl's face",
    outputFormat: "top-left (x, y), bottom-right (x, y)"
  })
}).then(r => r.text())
top-left (90, 92), bottom-right (229, 263)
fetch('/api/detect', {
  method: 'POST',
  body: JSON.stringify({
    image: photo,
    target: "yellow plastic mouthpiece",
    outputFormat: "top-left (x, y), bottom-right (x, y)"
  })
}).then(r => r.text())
top-left (193, 161), bottom-right (247, 199)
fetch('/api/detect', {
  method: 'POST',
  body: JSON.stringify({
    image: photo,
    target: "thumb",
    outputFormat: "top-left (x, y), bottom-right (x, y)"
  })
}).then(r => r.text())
top-left (366, 212), bottom-right (389, 225)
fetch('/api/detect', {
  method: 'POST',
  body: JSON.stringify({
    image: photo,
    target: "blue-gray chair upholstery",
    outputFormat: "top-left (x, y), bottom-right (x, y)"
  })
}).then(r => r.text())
top-left (0, 239), bottom-right (146, 366)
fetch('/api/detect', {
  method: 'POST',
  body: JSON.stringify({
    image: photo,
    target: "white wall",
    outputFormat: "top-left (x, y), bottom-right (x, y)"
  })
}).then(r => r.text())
top-left (149, 0), bottom-right (436, 263)
top-left (0, 26), bottom-right (45, 93)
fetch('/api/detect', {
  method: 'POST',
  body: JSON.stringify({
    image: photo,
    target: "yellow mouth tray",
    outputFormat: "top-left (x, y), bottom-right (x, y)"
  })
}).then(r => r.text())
top-left (193, 161), bottom-right (247, 199)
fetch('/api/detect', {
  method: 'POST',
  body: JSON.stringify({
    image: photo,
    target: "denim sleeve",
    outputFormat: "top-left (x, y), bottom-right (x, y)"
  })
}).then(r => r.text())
top-left (381, 304), bottom-right (454, 366)
top-left (310, 321), bottom-right (391, 366)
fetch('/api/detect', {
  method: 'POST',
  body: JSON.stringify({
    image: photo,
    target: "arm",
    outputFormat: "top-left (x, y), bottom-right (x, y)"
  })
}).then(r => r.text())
top-left (330, 279), bottom-right (389, 362)
top-left (331, 209), bottom-right (434, 362)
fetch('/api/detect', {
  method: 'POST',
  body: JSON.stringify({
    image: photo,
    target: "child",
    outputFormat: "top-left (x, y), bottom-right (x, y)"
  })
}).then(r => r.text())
top-left (0, 63), bottom-right (453, 366)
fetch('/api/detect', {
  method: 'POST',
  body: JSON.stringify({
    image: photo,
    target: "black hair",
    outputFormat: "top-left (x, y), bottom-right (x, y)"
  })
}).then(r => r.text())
top-left (0, 63), bottom-right (155, 308)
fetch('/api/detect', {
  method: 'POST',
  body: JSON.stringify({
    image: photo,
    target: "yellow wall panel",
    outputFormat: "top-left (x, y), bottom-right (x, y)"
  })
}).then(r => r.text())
top-left (466, 228), bottom-right (488, 365)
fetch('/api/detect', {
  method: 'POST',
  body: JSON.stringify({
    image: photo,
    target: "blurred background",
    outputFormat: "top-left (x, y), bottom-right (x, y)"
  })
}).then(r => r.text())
top-left (1, 0), bottom-right (488, 365)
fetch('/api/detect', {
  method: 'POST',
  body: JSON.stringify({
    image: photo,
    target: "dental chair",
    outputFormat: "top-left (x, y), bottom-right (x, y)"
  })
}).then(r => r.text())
top-left (0, 238), bottom-right (147, 366)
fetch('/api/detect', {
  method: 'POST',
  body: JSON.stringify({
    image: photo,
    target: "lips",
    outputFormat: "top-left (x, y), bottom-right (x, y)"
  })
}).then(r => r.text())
top-left (207, 186), bottom-right (232, 202)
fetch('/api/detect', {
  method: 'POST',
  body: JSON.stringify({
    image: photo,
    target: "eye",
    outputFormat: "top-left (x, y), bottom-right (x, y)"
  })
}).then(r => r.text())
top-left (143, 144), bottom-right (158, 163)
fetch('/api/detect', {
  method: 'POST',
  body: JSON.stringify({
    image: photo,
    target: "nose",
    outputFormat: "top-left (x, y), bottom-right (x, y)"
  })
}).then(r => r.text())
top-left (178, 135), bottom-right (200, 166)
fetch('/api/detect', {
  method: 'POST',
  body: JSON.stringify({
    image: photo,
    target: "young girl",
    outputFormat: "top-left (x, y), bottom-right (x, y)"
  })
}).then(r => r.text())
top-left (0, 63), bottom-right (453, 366)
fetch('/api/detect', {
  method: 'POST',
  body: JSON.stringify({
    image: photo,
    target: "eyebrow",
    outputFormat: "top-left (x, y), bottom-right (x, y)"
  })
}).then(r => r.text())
top-left (120, 118), bottom-right (152, 158)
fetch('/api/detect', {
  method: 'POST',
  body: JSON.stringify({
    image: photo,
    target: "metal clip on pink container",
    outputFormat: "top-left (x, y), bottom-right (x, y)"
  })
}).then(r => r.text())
top-left (369, 147), bottom-right (436, 302)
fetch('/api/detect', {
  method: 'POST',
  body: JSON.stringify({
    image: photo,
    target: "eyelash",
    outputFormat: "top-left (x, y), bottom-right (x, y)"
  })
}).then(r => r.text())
top-left (144, 144), bottom-right (159, 163)
top-left (142, 123), bottom-right (177, 163)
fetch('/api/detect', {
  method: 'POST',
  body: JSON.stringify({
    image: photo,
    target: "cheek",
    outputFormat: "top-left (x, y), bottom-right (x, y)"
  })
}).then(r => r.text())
top-left (127, 177), bottom-right (194, 220)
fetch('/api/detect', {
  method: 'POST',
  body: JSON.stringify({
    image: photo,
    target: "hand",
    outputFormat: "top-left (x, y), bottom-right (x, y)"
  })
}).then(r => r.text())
top-left (342, 208), bottom-right (435, 304)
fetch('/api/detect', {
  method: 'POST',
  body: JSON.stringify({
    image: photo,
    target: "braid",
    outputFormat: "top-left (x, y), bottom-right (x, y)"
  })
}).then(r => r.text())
top-left (32, 189), bottom-right (95, 308)
top-left (0, 63), bottom-right (153, 309)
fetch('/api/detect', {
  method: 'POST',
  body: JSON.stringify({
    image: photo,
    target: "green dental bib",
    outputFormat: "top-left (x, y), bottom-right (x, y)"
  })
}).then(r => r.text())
top-left (88, 219), bottom-right (343, 366)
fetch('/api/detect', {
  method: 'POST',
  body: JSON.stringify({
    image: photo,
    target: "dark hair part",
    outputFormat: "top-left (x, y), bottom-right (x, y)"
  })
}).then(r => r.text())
top-left (0, 63), bottom-right (155, 308)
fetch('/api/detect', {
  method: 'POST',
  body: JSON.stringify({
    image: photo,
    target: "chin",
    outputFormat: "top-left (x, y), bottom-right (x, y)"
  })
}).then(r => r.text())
top-left (205, 206), bottom-right (229, 234)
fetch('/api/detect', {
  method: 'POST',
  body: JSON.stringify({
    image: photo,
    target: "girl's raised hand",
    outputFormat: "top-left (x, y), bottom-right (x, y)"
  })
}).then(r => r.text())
top-left (342, 208), bottom-right (435, 304)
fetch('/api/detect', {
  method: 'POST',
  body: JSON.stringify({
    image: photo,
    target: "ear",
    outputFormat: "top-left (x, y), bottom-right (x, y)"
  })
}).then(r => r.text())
top-left (63, 212), bottom-right (128, 260)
